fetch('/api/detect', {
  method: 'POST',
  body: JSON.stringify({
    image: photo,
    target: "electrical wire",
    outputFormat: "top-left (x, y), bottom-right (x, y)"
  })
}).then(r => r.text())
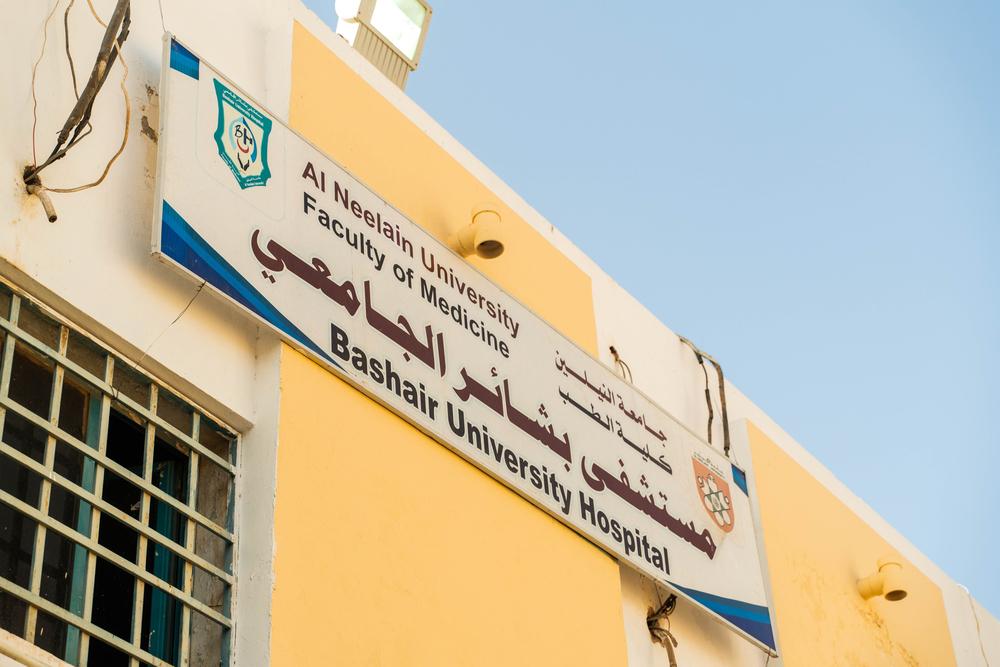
top-left (60, 0), bottom-right (98, 153)
top-left (609, 345), bottom-right (633, 384)
top-left (679, 335), bottom-right (731, 457)
top-left (47, 0), bottom-right (129, 193)
top-left (647, 593), bottom-right (679, 666)
top-left (31, 0), bottom-right (63, 169)
top-left (85, 0), bottom-right (107, 27)
top-left (967, 588), bottom-right (992, 667)
top-left (64, 0), bottom-right (80, 96)
top-left (45, 52), bottom-right (129, 193)
top-left (157, 0), bottom-right (167, 33)
top-left (696, 351), bottom-right (715, 445)
top-left (27, 0), bottom-right (131, 194)
top-left (26, 0), bottom-right (130, 179)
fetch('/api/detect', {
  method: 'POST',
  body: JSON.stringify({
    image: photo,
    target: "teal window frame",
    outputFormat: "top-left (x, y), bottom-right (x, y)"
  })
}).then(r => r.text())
top-left (0, 281), bottom-right (238, 667)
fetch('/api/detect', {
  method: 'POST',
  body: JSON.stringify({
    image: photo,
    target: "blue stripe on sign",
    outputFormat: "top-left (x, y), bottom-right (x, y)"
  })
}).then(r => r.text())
top-left (169, 39), bottom-right (199, 79)
top-left (732, 464), bottom-right (748, 495)
top-left (667, 580), bottom-right (776, 650)
top-left (160, 201), bottom-right (338, 367)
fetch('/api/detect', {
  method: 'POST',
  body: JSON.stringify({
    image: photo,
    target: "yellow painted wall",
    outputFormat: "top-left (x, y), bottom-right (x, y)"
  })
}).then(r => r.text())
top-left (288, 22), bottom-right (597, 356)
top-left (271, 347), bottom-right (628, 665)
top-left (748, 423), bottom-right (957, 666)
top-left (269, 21), bottom-right (627, 666)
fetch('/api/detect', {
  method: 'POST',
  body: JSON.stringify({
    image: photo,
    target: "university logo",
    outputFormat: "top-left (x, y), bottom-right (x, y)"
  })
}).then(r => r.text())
top-left (693, 455), bottom-right (735, 533)
top-left (213, 79), bottom-right (272, 189)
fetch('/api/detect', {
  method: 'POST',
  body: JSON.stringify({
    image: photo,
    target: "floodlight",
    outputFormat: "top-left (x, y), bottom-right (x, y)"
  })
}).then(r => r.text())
top-left (335, 0), bottom-right (432, 89)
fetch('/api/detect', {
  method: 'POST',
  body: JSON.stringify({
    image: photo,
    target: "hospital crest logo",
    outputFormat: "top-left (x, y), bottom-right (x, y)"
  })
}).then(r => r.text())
top-left (213, 79), bottom-right (272, 189)
top-left (693, 455), bottom-right (734, 533)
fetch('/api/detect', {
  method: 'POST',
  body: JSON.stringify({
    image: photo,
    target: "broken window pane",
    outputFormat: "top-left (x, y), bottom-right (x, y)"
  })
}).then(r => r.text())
top-left (2, 411), bottom-right (47, 463)
top-left (0, 452), bottom-right (42, 507)
top-left (87, 634), bottom-right (130, 667)
top-left (140, 586), bottom-right (183, 665)
top-left (53, 439), bottom-right (91, 487)
top-left (9, 344), bottom-right (55, 419)
top-left (0, 590), bottom-right (27, 637)
top-left (39, 530), bottom-right (78, 610)
top-left (58, 372), bottom-right (93, 442)
top-left (33, 609), bottom-right (68, 659)
top-left (0, 287), bottom-right (238, 666)
top-left (0, 502), bottom-right (36, 588)
top-left (106, 408), bottom-right (146, 476)
top-left (91, 557), bottom-right (135, 641)
top-left (48, 484), bottom-right (85, 535)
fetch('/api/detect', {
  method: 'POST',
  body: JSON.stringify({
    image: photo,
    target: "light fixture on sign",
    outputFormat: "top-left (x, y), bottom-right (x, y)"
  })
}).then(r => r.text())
top-left (334, 0), bottom-right (432, 89)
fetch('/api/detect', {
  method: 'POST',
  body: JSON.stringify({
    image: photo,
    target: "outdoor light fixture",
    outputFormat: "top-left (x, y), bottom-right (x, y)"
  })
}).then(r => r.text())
top-left (334, 0), bottom-right (432, 89)
top-left (454, 206), bottom-right (506, 259)
top-left (857, 558), bottom-right (908, 602)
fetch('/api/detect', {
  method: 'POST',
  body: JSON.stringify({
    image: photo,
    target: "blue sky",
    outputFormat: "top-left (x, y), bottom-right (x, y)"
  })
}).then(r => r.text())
top-left (304, 0), bottom-right (1000, 614)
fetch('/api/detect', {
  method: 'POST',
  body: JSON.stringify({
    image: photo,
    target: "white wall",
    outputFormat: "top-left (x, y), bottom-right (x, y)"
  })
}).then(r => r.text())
top-left (0, 0), bottom-right (300, 427)
top-left (0, 1), bottom-right (296, 661)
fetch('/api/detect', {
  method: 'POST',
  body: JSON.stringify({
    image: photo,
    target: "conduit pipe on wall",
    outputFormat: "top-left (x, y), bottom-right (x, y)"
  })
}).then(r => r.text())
top-left (26, 185), bottom-right (57, 222)
top-left (678, 336), bottom-right (731, 457)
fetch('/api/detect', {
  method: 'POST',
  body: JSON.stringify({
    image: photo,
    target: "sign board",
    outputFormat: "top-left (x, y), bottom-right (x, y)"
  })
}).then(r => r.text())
top-left (154, 36), bottom-right (775, 652)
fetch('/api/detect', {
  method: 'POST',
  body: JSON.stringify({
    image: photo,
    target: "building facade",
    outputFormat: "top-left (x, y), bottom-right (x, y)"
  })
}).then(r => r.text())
top-left (0, 1), bottom-right (997, 666)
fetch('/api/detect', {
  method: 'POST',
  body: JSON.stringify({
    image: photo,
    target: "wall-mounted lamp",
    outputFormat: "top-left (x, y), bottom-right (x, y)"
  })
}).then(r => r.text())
top-left (335, 0), bottom-right (432, 89)
top-left (453, 206), bottom-right (506, 259)
top-left (857, 558), bottom-right (908, 602)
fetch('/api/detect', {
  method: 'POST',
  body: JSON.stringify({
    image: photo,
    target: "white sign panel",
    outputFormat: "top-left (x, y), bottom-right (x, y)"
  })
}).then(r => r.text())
top-left (154, 37), bottom-right (775, 652)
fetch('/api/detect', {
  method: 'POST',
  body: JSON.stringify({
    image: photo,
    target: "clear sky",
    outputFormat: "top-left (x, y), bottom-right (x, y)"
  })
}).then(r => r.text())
top-left (304, 0), bottom-right (1000, 615)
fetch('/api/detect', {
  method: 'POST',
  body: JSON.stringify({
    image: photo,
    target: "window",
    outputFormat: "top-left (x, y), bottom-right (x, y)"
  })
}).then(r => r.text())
top-left (0, 281), bottom-right (238, 666)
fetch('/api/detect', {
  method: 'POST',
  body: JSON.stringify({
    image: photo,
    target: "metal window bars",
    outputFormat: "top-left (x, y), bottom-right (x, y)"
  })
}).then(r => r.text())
top-left (0, 281), bottom-right (237, 667)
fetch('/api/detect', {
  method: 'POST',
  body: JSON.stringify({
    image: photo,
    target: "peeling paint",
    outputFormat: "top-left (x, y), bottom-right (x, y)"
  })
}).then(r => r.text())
top-left (140, 115), bottom-right (158, 143)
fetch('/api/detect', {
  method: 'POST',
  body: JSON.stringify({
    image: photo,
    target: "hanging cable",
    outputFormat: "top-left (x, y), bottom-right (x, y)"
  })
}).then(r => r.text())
top-left (678, 335), bottom-right (731, 457)
top-left (86, 0), bottom-right (106, 26)
top-left (157, 0), bottom-right (167, 33)
top-left (609, 345), bottom-right (633, 384)
top-left (63, 0), bottom-right (100, 146)
top-left (693, 349), bottom-right (715, 445)
top-left (30, 0), bottom-right (63, 170)
top-left (25, 0), bottom-right (131, 187)
top-left (64, 0), bottom-right (80, 95)
top-left (648, 593), bottom-right (679, 667)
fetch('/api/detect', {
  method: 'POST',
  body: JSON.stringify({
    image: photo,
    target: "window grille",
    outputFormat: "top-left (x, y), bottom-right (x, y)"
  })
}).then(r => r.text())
top-left (0, 281), bottom-right (237, 667)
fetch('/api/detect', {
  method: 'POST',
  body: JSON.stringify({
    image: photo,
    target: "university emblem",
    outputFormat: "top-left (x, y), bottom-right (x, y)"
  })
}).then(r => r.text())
top-left (693, 456), bottom-right (735, 533)
top-left (213, 79), bottom-right (272, 189)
